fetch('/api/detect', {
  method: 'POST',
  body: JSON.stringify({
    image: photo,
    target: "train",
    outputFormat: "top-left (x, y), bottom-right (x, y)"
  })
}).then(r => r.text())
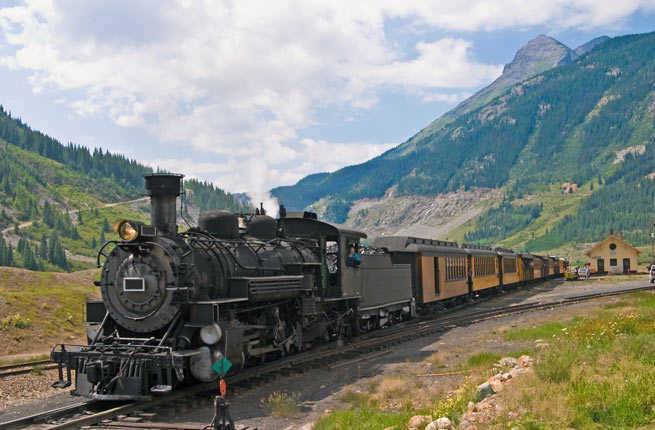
top-left (50, 173), bottom-right (566, 400)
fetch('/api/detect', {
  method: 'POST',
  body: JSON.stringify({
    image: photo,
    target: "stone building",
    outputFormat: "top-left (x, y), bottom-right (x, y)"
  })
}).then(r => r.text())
top-left (585, 233), bottom-right (640, 274)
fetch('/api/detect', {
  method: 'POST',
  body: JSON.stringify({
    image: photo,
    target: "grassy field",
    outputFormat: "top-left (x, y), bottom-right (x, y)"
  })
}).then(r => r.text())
top-left (491, 290), bottom-right (655, 428)
top-left (0, 267), bottom-right (99, 356)
top-left (315, 291), bottom-right (655, 429)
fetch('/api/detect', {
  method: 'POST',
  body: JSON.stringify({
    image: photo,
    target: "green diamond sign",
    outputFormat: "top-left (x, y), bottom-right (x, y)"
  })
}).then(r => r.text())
top-left (211, 357), bottom-right (233, 377)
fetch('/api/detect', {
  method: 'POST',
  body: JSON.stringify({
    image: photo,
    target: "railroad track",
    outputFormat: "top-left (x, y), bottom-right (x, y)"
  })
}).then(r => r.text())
top-left (0, 360), bottom-right (57, 378)
top-left (2, 284), bottom-right (652, 430)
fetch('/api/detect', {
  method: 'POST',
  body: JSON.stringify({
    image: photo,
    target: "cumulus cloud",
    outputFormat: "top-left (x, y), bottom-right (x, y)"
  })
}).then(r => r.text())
top-left (0, 0), bottom-right (653, 201)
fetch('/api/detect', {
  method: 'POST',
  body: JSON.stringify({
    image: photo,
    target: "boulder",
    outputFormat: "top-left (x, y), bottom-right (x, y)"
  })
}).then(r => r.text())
top-left (476, 381), bottom-right (495, 401)
top-left (407, 414), bottom-right (432, 429)
top-left (508, 367), bottom-right (524, 378)
top-left (488, 376), bottom-right (504, 393)
top-left (436, 417), bottom-right (452, 429)
top-left (518, 355), bottom-right (534, 368)
top-left (498, 357), bottom-right (518, 368)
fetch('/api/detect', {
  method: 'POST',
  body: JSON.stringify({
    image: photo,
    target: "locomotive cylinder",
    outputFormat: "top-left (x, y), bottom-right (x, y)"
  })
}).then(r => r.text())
top-left (145, 173), bottom-right (184, 234)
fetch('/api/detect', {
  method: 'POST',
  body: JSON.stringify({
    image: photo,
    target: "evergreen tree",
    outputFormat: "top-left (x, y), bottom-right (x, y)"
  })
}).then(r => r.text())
top-left (99, 230), bottom-right (106, 244)
top-left (77, 211), bottom-right (83, 224)
top-left (43, 201), bottom-right (55, 227)
top-left (39, 234), bottom-right (48, 260)
top-left (6, 245), bottom-right (13, 266)
top-left (20, 241), bottom-right (40, 271)
top-left (0, 236), bottom-right (8, 266)
top-left (47, 233), bottom-right (69, 271)
top-left (102, 217), bottom-right (111, 233)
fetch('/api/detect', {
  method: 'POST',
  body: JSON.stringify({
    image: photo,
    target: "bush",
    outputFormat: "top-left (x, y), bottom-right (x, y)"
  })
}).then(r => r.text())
top-left (260, 391), bottom-right (299, 417)
top-left (0, 313), bottom-right (32, 330)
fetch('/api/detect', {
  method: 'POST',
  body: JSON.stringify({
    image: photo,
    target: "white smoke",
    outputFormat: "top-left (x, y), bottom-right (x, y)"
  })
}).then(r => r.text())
top-left (247, 191), bottom-right (279, 218)
top-left (246, 158), bottom-right (279, 218)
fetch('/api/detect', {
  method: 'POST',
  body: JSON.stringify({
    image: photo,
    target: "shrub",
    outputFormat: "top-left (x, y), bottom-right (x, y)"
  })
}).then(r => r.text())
top-left (260, 391), bottom-right (299, 417)
top-left (0, 313), bottom-right (32, 330)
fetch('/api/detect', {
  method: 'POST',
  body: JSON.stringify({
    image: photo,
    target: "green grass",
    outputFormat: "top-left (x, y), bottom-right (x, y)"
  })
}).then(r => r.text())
top-left (0, 267), bottom-right (98, 356)
top-left (260, 391), bottom-right (300, 417)
top-left (493, 291), bottom-right (655, 428)
top-left (465, 351), bottom-right (502, 368)
top-left (505, 321), bottom-right (568, 341)
top-left (314, 408), bottom-right (414, 430)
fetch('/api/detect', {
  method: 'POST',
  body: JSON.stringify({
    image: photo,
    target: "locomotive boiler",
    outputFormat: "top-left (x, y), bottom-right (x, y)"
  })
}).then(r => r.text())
top-left (52, 173), bottom-right (393, 400)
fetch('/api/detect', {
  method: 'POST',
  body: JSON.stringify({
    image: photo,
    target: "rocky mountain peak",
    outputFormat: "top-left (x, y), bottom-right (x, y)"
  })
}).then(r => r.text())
top-left (502, 34), bottom-right (574, 79)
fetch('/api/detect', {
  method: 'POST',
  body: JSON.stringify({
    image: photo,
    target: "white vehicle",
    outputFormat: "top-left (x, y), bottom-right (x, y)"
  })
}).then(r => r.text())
top-left (649, 266), bottom-right (655, 284)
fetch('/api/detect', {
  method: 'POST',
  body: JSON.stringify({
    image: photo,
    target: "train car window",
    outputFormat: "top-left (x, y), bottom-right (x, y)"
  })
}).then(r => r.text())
top-left (326, 241), bottom-right (339, 274)
top-left (446, 256), bottom-right (466, 281)
top-left (474, 256), bottom-right (496, 277)
top-left (503, 257), bottom-right (517, 273)
top-left (433, 257), bottom-right (440, 295)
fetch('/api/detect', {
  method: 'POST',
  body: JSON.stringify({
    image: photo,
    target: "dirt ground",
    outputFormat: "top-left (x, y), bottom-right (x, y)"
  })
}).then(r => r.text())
top-left (167, 277), bottom-right (652, 429)
top-left (0, 276), bottom-right (650, 428)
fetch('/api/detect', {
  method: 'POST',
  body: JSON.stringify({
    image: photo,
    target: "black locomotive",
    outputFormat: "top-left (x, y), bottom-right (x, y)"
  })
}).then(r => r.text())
top-left (51, 173), bottom-right (413, 400)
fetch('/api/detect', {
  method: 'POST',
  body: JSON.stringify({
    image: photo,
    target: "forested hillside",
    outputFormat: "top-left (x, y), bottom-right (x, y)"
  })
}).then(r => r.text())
top-left (0, 107), bottom-right (250, 272)
top-left (273, 31), bottom-right (655, 252)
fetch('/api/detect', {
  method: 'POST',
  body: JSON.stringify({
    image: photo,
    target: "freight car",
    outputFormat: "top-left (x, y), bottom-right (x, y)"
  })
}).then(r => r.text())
top-left (50, 173), bottom-right (562, 401)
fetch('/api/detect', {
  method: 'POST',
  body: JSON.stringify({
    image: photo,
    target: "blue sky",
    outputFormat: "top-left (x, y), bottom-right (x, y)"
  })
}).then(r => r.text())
top-left (0, 1), bottom-right (654, 208)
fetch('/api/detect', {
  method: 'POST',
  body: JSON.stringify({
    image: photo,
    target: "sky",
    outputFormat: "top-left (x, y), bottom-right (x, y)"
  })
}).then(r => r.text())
top-left (0, 1), bottom-right (654, 210)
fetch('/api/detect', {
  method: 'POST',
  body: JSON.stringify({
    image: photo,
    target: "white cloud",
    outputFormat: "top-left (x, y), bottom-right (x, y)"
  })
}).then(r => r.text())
top-left (421, 92), bottom-right (473, 104)
top-left (0, 0), bottom-right (653, 200)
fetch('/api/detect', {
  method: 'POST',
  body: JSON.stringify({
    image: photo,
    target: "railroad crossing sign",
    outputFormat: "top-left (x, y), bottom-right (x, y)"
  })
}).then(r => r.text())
top-left (212, 357), bottom-right (232, 377)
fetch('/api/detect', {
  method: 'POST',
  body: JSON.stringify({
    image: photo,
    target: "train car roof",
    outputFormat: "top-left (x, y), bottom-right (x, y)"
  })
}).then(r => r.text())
top-left (278, 217), bottom-right (367, 240)
top-left (460, 243), bottom-right (497, 256)
top-left (406, 243), bottom-right (468, 256)
top-left (373, 236), bottom-right (463, 255)
top-left (495, 247), bottom-right (518, 257)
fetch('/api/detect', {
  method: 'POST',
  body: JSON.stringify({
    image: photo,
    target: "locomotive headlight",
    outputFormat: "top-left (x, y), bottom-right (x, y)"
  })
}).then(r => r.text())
top-left (117, 220), bottom-right (140, 241)
top-left (200, 323), bottom-right (223, 345)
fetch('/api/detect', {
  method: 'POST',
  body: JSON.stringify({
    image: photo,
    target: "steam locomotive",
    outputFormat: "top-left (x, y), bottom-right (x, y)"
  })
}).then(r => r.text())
top-left (51, 173), bottom-right (413, 400)
top-left (51, 173), bottom-right (564, 400)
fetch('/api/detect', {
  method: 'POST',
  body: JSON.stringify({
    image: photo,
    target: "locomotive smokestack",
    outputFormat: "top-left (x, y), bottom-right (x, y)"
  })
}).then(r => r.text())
top-left (144, 173), bottom-right (184, 235)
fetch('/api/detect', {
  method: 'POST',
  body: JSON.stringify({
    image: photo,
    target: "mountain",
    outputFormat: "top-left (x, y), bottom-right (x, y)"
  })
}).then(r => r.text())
top-left (574, 35), bottom-right (611, 57)
top-left (0, 107), bottom-right (250, 271)
top-left (272, 31), bottom-right (655, 252)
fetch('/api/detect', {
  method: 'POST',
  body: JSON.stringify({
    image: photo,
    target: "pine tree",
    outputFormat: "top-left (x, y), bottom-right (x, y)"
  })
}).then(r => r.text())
top-left (39, 234), bottom-right (48, 260)
top-left (77, 211), bottom-right (83, 224)
top-left (102, 217), bottom-right (111, 232)
top-left (47, 233), bottom-right (69, 271)
top-left (6, 245), bottom-right (13, 266)
top-left (99, 230), bottom-right (106, 244)
top-left (43, 201), bottom-right (55, 227)
top-left (0, 236), bottom-right (7, 266)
